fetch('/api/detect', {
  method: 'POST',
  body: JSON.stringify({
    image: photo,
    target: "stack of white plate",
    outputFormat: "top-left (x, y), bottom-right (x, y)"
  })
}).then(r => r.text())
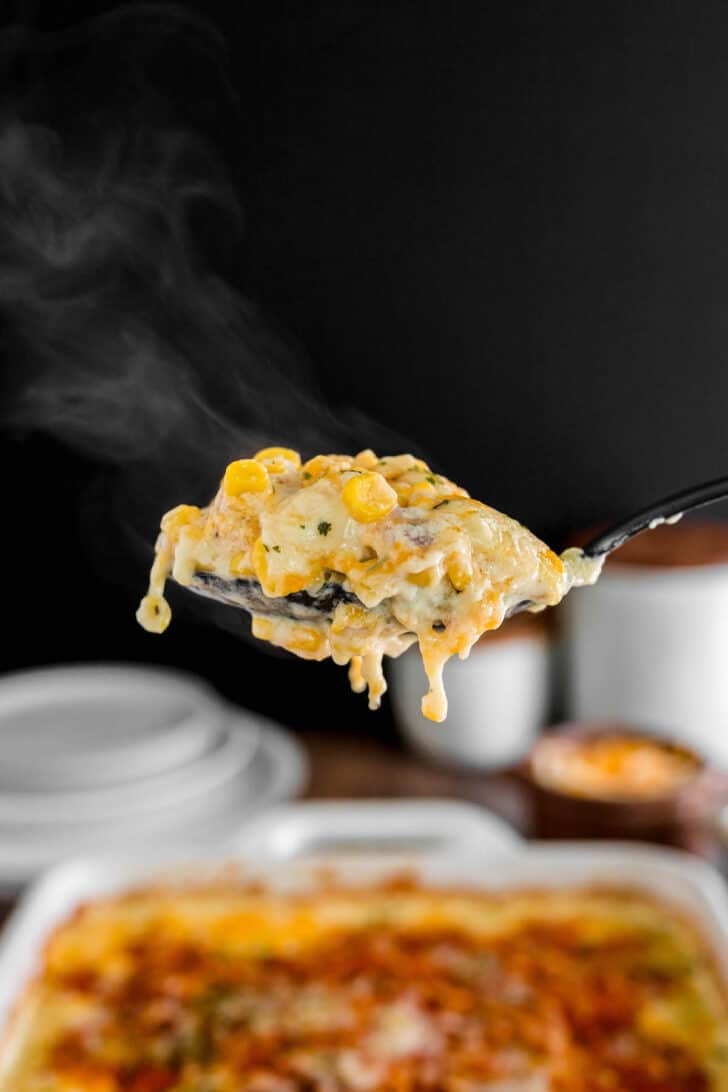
top-left (0, 664), bottom-right (307, 888)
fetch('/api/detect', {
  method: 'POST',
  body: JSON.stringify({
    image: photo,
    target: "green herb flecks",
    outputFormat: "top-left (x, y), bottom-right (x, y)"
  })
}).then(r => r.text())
top-left (318, 521), bottom-right (332, 536)
top-left (367, 556), bottom-right (388, 572)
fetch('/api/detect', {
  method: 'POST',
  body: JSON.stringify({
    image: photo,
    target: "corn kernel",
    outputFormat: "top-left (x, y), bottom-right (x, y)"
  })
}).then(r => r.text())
top-left (160, 504), bottom-right (201, 536)
top-left (303, 454), bottom-right (350, 480)
top-left (376, 454), bottom-right (421, 479)
top-left (252, 616), bottom-right (274, 641)
top-left (223, 459), bottom-right (270, 497)
top-left (331, 603), bottom-right (370, 633)
top-left (406, 480), bottom-right (436, 504)
top-left (354, 448), bottom-right (378, 469)
top-left (408, 567), bottom-right (435, 587)
top-left (390, 482), bottom-right (414, 503)
top-left (447, 557), bottom-right (472, 592)
top-left (341, 471), bottom-right (397, 522)
top-left (290, 624), bottom-right (326, 654)
top-left (543, 547), bottom-right (565, 573)
top-left (179, 524), bottom-right (204, 545)
top-left (230, 550), bottom-right (250, 576)
top-left (254, 446), bottom-right (301, 474)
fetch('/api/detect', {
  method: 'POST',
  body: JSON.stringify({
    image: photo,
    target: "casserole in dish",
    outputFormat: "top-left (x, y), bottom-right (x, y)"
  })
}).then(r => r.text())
top-left (1, 801), bottom-right (728, 1090)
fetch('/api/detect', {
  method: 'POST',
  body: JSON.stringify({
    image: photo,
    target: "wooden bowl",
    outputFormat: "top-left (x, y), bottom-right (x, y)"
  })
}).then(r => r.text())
top-left (521, 723), bottom-right (709, 845)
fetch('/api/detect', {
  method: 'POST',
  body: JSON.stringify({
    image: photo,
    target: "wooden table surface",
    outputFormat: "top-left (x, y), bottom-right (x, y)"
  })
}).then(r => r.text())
top-left (299, 729), bottom-right (728, 866)
top-left (301, 730), bottom-right (528, 831)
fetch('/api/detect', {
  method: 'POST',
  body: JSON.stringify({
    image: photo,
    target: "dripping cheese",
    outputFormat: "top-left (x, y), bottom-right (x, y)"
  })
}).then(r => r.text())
top-left (137, 449), bottom-right (602, 721)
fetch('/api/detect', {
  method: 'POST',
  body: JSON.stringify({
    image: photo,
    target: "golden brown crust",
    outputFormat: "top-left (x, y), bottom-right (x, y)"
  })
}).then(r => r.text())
top-left (4, 878), bottom-right (728, 1090)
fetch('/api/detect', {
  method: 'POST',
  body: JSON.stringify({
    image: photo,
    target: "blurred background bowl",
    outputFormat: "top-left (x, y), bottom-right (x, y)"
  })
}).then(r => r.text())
top-left (521, 722), bottom-right (709, 844)
top-left (561, 521), bottom-right (728, 765)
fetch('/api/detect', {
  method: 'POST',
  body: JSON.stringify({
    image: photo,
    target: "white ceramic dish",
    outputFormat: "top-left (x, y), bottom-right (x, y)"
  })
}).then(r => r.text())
top-left (1, 798), bottom-right (728, 1036)
top-left (391, 633), bottom-right (550, 768)
top-left (0, 717), bottom-right (308, 889)
top-left (0, 717), bottom-right (258, 824)
top-left (0, 664), bottom-right (227, 790)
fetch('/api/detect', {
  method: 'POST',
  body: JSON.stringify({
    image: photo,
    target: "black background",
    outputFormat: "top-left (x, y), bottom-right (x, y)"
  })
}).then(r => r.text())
top-left (2, 0), bottom-right (728, 737)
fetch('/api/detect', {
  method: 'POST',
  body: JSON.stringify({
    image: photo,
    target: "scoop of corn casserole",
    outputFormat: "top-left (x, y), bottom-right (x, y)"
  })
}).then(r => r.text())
top-left (137, 449), bottom-right (601, 720)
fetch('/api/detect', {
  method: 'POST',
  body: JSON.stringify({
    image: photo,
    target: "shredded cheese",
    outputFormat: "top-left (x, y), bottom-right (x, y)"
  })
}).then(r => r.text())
top-left (3, 885), bottom-right (728, 1090)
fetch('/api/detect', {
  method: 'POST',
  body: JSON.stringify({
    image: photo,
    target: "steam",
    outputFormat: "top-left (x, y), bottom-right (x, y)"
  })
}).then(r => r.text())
top-left (0, 121), bottom-right (400, 510)
top-left (0, 5), bottom-right (418, 553)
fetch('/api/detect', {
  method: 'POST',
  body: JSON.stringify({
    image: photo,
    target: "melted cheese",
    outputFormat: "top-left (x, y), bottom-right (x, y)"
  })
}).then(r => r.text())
top-left (137, 450), bottom-right (603, 720)
top-left (3, 884), bottom-right (728, 1091)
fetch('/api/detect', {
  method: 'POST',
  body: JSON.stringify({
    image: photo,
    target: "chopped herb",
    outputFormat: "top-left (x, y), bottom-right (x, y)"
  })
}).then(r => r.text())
top-left (302, 471), bottom-right (312, 480)
top-left (426, 474), bottom-right (440, 485)
top-left (317, 521), bottom-right (332, 536)
top-left (263, 544), bottom-right (270, 553)
top-left (433, 499), bottom-right (450, 509)
top-left (432, 620), bottom-right (447, 632)
top-left (367, 556), bottom-right (388, 572)
top-left (299, 524), bottom-right (306, 530)
top-left (272, 545), bottom-right (281, 553)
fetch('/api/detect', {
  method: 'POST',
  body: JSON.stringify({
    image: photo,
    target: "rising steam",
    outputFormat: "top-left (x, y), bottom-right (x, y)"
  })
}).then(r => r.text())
top-left (0, 6), bottom-right (417, 559)
top-left (0, 121), bottom-right (375, 495)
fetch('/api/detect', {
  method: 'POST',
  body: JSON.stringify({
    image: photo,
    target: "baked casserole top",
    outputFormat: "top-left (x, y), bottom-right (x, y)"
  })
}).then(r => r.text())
top-left (2, 882), bottom-right (727, 1091)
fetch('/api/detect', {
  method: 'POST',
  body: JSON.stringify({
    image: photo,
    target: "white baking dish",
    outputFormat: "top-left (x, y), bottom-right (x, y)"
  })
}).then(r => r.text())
top-left (2, 798), bottom-right (728, 1044)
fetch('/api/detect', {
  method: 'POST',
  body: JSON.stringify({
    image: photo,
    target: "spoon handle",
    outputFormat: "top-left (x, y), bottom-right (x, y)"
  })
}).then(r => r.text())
top-left (582, 474), bottom-right (728, 558)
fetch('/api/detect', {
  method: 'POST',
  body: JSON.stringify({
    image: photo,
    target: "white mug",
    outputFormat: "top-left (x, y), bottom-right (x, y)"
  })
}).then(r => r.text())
top-left (390, 622), bottom-right (550, 769)
top-left (562, 559), bottom-right (728, 765)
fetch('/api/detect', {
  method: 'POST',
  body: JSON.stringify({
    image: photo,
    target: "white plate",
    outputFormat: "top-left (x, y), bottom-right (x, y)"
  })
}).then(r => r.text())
top-left (0, 664), bottom-right (225, 790)
top-left (0, 718), bottom-right (258, 824)
top-left (0, 716), bottom-right (308, 889)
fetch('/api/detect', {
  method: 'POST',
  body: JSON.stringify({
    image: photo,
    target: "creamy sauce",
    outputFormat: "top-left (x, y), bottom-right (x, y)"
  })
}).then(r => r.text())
top-left (649, 512), bottom-right (684, 530)
top-left (137, 449), bottom-right (602, 721)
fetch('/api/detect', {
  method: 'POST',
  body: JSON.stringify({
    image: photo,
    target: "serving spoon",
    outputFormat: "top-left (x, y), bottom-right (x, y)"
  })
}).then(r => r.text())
top-left (577, 473), bottom-right (728, 558)
top-left (188, 473), bottom-right (728, 622)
